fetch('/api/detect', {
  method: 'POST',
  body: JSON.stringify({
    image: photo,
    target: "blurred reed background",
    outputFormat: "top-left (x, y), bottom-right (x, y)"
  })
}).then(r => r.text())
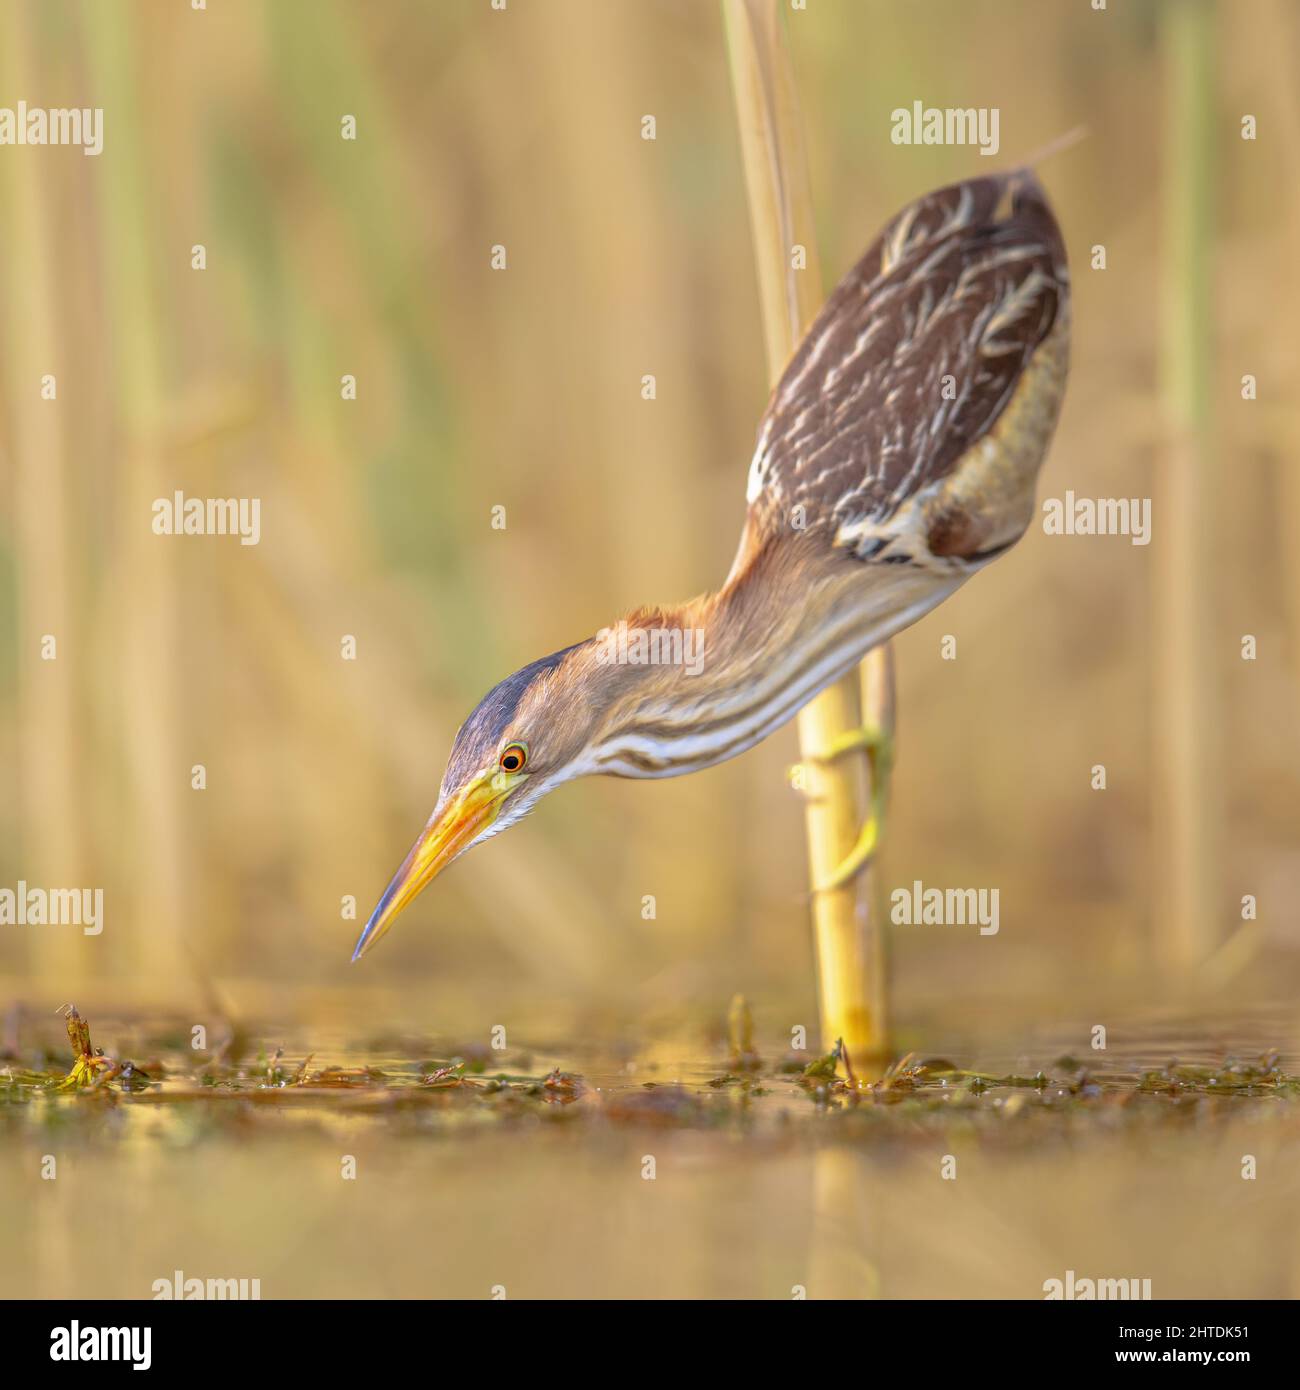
top-left (1, 0), bottom-right (1298, 1044)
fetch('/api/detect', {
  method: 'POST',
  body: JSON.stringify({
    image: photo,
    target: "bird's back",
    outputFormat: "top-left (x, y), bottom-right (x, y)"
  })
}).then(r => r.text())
top-left (740, 171), bottom-right (1070, 574)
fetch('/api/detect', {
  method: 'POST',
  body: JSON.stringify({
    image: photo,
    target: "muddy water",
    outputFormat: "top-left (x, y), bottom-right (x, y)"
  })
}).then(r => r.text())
top-left (2, 1007), bottom-right (1298, 1299)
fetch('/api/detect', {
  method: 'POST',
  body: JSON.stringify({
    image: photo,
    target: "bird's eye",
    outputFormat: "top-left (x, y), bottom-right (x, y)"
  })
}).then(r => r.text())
top-left (499, 743), bottom-right (528, 774)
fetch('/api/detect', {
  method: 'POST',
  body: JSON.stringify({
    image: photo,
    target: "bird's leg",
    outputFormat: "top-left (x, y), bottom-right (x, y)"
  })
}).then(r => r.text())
top-left (809, 722), bottom-right (894, 893)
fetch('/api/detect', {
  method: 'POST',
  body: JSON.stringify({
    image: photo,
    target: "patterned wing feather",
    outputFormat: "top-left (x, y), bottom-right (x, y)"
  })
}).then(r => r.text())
top-left (744, 171), bottom-right (1069, 560)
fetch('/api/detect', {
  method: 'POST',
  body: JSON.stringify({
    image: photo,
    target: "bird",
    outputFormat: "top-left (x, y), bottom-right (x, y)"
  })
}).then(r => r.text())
top-left (351, 168), bottom-right (1070, 962)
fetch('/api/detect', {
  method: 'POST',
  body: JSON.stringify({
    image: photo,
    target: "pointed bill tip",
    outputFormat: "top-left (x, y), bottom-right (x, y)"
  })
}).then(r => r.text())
top-left (348, 776), bottom-right (505, 963)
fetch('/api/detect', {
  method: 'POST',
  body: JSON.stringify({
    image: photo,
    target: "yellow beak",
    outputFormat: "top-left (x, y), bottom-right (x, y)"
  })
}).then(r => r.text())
top-left (351, 772), bottom-right (508, 961)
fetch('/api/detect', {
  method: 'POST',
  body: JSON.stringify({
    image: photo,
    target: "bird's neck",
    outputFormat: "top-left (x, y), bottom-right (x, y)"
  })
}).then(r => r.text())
top-left (585, 537), bottom-right (958, 778)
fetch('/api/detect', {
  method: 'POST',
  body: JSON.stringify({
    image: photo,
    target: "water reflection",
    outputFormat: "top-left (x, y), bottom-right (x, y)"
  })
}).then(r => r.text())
top-left (1, 1007), bottom-right (1297, 1298)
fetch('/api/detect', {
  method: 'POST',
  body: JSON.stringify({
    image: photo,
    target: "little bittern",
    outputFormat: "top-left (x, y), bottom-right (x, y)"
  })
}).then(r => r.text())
top-left (353, 170), bottom-right (1069, 961)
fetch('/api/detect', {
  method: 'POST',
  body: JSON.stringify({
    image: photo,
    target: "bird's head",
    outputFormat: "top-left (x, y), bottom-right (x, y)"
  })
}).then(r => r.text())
top-left (350, 636), bottom-right (642, 961)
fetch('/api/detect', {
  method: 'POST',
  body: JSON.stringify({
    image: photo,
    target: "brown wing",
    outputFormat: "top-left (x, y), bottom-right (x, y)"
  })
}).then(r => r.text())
top-left (744, 171), bottom-right (1069, 557)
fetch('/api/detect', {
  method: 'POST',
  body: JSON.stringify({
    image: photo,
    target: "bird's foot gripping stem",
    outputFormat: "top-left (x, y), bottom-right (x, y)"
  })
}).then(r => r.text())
top-left (810, 724), bottom-right (894, 894)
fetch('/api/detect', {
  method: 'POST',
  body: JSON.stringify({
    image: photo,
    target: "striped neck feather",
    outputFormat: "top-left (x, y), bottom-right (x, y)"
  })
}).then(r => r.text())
top-left (589, 545), bottom-right (961, 779)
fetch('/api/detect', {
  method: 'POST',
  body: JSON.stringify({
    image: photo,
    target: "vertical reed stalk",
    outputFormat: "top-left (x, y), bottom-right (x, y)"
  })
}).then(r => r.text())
top-left (723, 0), bottom-right (890, 1062)
top-left (85, 7), bottom-right (190, 988)
top-left (1155, 0), bottom-right (1218, 969)
top-left (5, 9), bottom-right (83, 988)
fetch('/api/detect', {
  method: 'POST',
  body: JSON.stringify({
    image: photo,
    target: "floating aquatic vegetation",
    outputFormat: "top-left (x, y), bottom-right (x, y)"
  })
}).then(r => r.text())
top-left (1137, 1051), bottom-right (1297, 1096)
top-left (49, 1005), bottom-right (154, 1093)
top-left (541, 1067), bottom-right (583, 1099)
top-left (0, 998), bottom-right (1295, 1153)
